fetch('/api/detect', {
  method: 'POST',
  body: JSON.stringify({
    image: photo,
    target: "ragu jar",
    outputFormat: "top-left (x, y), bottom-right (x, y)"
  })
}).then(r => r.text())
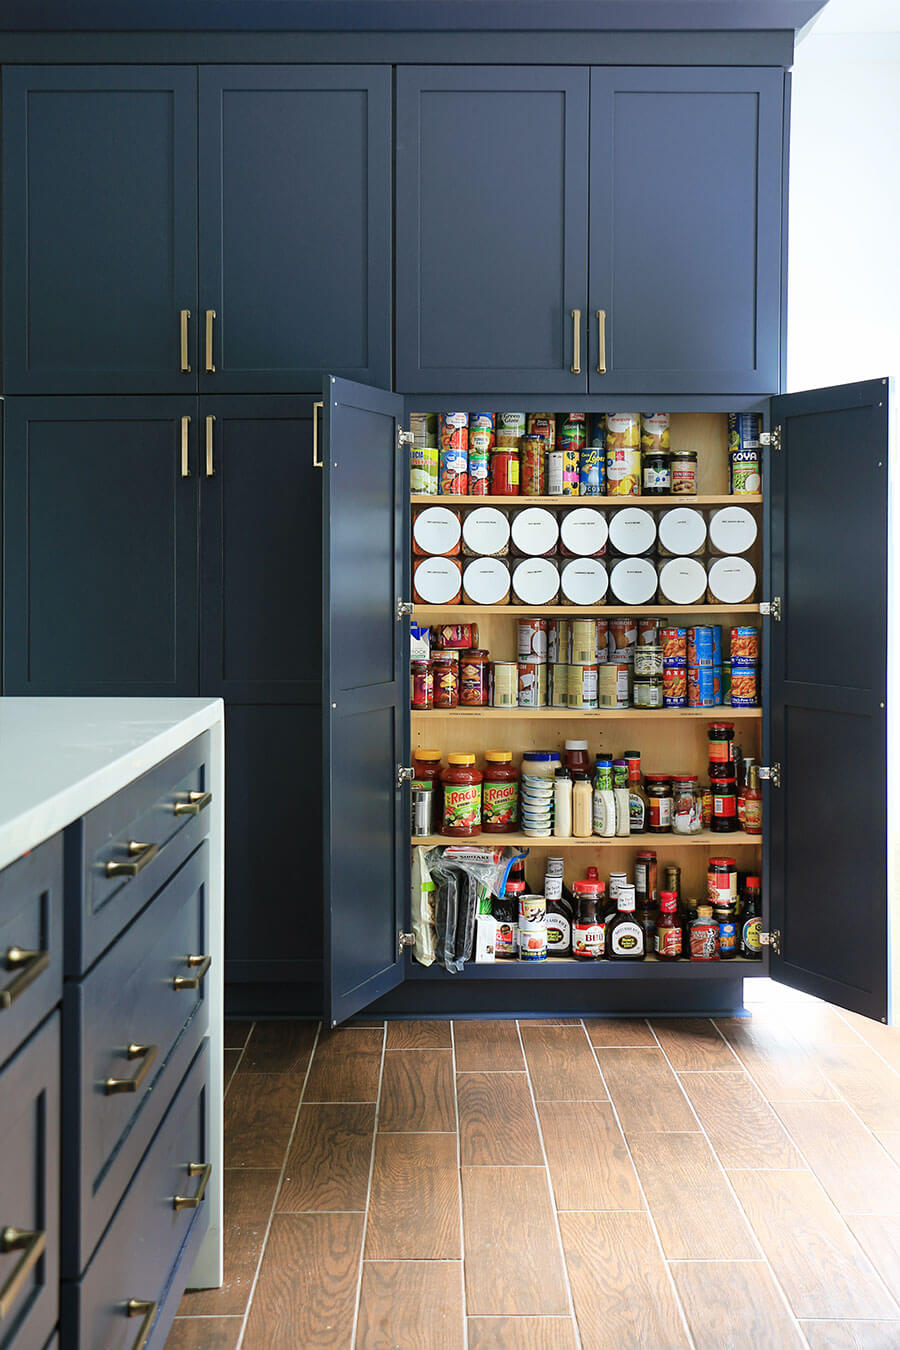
top-left (440, 754), bottom-right (483, 836)
top-left (481, 751), bottom-right (519, 833)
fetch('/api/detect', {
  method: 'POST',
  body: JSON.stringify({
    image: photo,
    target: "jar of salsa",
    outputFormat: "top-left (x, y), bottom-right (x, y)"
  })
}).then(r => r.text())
top-left (645, 775), bottom-right (673, 832)
top-left (432, 651), bottom-right (459, 708)
top-left (441, 754), bottom-right (483, 836)
top-left (459, 650), bottom-right (490, 706)
top-left (410, 660), bottom-right (433, 710)
top-left (482, 751), bottom-right (519, 833)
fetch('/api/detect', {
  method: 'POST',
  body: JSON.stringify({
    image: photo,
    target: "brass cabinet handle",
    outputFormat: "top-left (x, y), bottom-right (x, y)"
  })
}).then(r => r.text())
top-left (596, 308), bottom-right (607, 374)
top-left (570, 308), bottom-right (582, 375)
top-left (173, 954), bottom-right (211, 991)
top-left (179, 309), bottom-right (191, 373)
top-left (205, 310), bottom-right (216, 373)
top-left (1, 946), bottom-right (50, 1010)
top-left (104, 1042), bottom-right (158, 1096)
top-left (173, 1161), bottom-right (212, 1210)
top-left (313, 400), bottom-right (324, 468)
top-left (0, 1226), bottom-right (47, 1318)
top-left (105, 840), bottom-right (159, 878)
top-left (173, 790), bottom-right (212, 816)
top-left (205, 416), bottom-right (215, 477)
top-left (181, 415), bottom-right (191, 478)
top-left (126, 1298), bottom-right (158, 1350)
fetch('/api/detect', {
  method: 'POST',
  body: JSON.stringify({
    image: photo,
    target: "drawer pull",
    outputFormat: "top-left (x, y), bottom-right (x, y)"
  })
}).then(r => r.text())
top-left (173, 790), bottom-right (212, 817)
top-left (173, 954), bottom-right (211, 991)
top-left (0, 1226), bottom-right (46, 1318)
top-left (1, 946), bottom-right (50, 1010)
top-left (125, 1297), bottom-right (157, 1350)
top-left (173, 1161), bottom-right (212, 1210)
top-left (105, 840), bottom-right (159, 878)
top-left (104, 1042), bottom-right (158, 1095)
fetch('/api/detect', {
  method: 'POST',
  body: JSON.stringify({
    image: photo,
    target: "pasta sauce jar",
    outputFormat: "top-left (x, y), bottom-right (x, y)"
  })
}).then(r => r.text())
top-left (441, 754), bottom-right (483, 836)
top-left (459, 650), bottom-right (490, 706)
top-left (482, 751), bottom-right (519, 833)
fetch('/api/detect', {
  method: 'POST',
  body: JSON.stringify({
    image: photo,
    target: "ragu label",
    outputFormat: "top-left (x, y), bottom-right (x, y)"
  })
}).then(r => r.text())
top-left (482, 782), bottom-right (517, 828)
top-left (442, 783), bottom-right (481, 831)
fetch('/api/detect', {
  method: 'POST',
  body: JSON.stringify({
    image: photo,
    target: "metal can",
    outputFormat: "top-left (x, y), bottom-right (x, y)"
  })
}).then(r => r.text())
top-left (579, 444), bottom-right (603, 496)
top-left (728, 412), bottom-right (762, 452)
top-left (433, 624), bottom-right (479, 650)
top-left (606, 412), bottom-right (640, 448)
top-left (517, 661), bottom-right (547, 708)
top-left (688, 664), bottom-right (720, 708)
top-left (518, 894), bottom-right (546, 925)
top-left (729, 448), bottom-right (761, 495)
top-left (490, 449), bottom-right (519, 495)
top-left (605, 446), bottom-right (641, 496)
top-left (561, 448), bottom-right (580, 495)
top-left (547, 618), bottom-right (570, 664)
top-left (557, 413), bottom-right (586, 454)
top-left (638, 618), bottom-right (660, 646)
top-left (412, 787), bottom-right (433, 837)
top-left (519, 436), bottom-right (546, 496)
top-left (468, 413), bottom-right (494, 496)
top-left (571, 618), bottom-right (597, 665)
top-left (608, 616), bottom-right (638, 664)
top-left (518, 919), bottom-right (548, 961)
top-left (722, 659), bottom-right (732, 706)
top-left (633, 675), bottom-right (663, 709)
top-left (687, 626), bottom-right (722, 668)
top-left (641, 414), bottom-right (670, 451)
top-left (731, 664), bottom-right (759, 707)
top-left (518, 618), bottom-right (548, 662)
top-left (568, 661), bottom-right (598, 710)
top-left (495, 412), bottom-right (526, 447)
top-left (492, 661), bottom-right (518, 708)
top-left (409, 412), bottom-right (440, 494)
top-left (432, 652), bottom-right (459, 708)
top-left (660, 627), bottom-right (687, 667)
top-left (662, 666), bottom-right (687, 707)
top-left (550, 662), bottom-right (569, 707)
top-left (595, 619), bottom-right (609, 662)
top-left (439, 411), bottom-right (468, 495)
top-left (633, 644), bottom-right (663, 677)
top-left (597, 663), bottom-right (630, 709)
top-left (411, 660), bottom-right (433, 710)
top-left (730, 626), bottom-right (760, 666)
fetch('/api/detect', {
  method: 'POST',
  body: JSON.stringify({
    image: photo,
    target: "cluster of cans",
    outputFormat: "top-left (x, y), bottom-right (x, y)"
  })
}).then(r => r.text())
top-left (659, 625), bottom-right (759, 709)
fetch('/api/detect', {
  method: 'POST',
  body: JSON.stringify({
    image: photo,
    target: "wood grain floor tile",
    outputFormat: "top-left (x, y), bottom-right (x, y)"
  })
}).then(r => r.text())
top-left (679, 1071), bottom-right (804, 1169)
top-left (520, 1025), bottom-right (607, 1101)
top-left (593, 1048), bottom-right (698, 1132)
top-left (841, 1012), bottom-right (900, 1072)
top-left (178, 1169), bottom-right (280, 1316)
top-left (166, 1318), bottom-right (241, 1350)
top-left (303, 1028), bottom-right (383, 1103)
top-left (628, 1133), bottom-right (758, 1258)
top-left (775, 1102), bottom-right (900, 1215)
top-left (846, 1217), bottom-right (900, 1305)
top-left (457, 1073), bottom-right (542, 1165)
top-left (559, 1211), bottom-right (689, 1348)
top-left (242, 1213), bottom-right (362, 1350)
top-left (727, 1169), bottom-right (900, 1319)
top-left (386, 1019), bottom-right (452, 1049)
top-left (651, 1018), bottom-right (740, 1070)
top-left (818, 1044), bottom-right (900, 1131)
top-left (223, 1073), bottom-right (301, 1168)
top-left (584, 1018), bottom-right (656, 1047)
top-left (223, 1048), bottom-right (241, 1090)
top-left (452, 1021), bottom-right (524, 1072)
top-left (670, 1261), bottom-right (804, 1349)
top-left (224, 1019), bottom-right (253, 1048)
top-left (237, 1020), bottom-right (318, 1075)
top-left (357, 1262), bottom-right (464, 1349)
top-left (759, 1002), bottom-right (864, 1051)
top-left (877, 1134), bottom-right (900, 1169)
top-left (715, 1019), bottom-right (839, 1102)
top-left (801, 1321), bottom-right (900, 1349)
top-left (537, 1101), bottom-right (643, 1212)
top-left (379, 1049), bottom-right (455, 1131)
top-left (366, 1133), bottom-right (460, 1260)
top-left (467, 1317), bottom-right (577, 1349)
top-left (461, 1167), bottom-right (568, 1316)
top-left (521, 1017), bottom-right (582, 1025)
top-left (277, 1103), bottom-right (375, 1212)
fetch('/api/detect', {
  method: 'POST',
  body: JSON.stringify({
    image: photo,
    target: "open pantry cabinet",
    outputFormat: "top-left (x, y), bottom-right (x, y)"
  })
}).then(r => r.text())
top-left (322, 375), bottom-right (894, 1029)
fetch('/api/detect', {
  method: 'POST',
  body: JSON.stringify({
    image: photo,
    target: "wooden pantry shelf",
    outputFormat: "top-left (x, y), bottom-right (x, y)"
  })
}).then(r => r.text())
top-left (410, 707), bottom-right (762, 720)
top-left (414, 604), bottom-right (762, 617)
top-left (410, 493), bottom-right (762, 508)
top-left (414, 831), bottom-right (761, 848)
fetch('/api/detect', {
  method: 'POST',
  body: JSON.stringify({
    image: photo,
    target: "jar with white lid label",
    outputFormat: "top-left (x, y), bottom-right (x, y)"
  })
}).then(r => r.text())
top-left (462, 506), bottom-right (510, 557)
top-left (412, 505), bottom-right (462, 557)
top-left (658, 557), bottom-right (708, 606)
top-left (607, 506), bottom-right (657, 556)
top-left (707, 556), bottom-right (757, 604)
top-left (609, 557), bottom-right (658, 606)
top-left (462, 557), bottom-right (511, 605)
top-left (708, 505), bottom-right (758, 556)
top-left (559, 507), bottom-right (608, 557)
top-left (657, 506), bottom-right (707, 557)
top-left (560, 558), bottom-right (608, 607)
top-left (512, 557), bottom-right (560, 606)
top-left (413, 556), bottom-right (462, 605)
top-left (510, 506), bottom-right (560, 557)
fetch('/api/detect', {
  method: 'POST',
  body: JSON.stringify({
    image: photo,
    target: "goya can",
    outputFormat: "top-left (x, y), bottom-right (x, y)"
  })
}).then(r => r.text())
top-left (439, 413), bottom-right (468, 494)
top-left (688, 664), bottom-right (721, 708)
top-left (495, 412), bottom-right (526, 447)
top-left (731, 664), bottom-right (759, 707)
top-left (518, 660), bottom-right (548, 708)
top-left (468, 413), bottom-right (494, 496)
top-left (729, 448), bottom-right (761, 495)
top-left (557, 412), bottom-right (586, 454)
top-left (490, 449), bottom-right (519, 495)
top-left (411, 660), bottom-right (433, 709)
top-left (688, 625), bottom-right (722, 668)
top-left (730, 626), bottom-right (760, 666)
top-left (660, 627), bottom-right (687, 667)
top-left (663, 665), bottom-right (687, 707)
top-left (519, 435), bottom-right (546, 496)
top-left (409, 412), bottom-right (439, 494)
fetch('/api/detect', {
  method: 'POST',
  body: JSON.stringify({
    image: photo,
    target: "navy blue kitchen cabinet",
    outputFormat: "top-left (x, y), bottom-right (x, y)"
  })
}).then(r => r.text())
top-left (588, 68), bottom-right (784, 395)
top-left (395, 67), bottom-right (590, 396)
top-left (3, 397), bottom-right (199, 695)
top-left (2, 67), bottom-right (199, 396)
top-left (198, 66), bottom-right (392, 393)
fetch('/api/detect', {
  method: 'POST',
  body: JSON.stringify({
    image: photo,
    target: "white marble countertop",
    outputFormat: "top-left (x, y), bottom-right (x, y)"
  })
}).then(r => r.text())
top-left (0, 697), bottom-right (224, 870)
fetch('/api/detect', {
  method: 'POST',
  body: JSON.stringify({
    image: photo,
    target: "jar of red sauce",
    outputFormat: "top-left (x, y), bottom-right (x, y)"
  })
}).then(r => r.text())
top-left (459, 650), bottom-right (490, 706)
top-left (432, 651), bottom-right (459, 708)
top-left (441, 754), bottom-right (483, 836)
top-left (482, 751), bottom-right (519, 833)
top-left (564, 739), bottom-right (591, 776)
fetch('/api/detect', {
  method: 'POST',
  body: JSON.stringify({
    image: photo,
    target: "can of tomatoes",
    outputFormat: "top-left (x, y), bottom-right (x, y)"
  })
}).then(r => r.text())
top-left (468, 414), bottom-right (494, 496)
top-left (439, 413), bottom-right (468, 494)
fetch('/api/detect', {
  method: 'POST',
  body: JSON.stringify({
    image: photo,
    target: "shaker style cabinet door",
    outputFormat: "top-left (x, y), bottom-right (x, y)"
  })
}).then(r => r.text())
top-left (2, 66), bottom-right (199, 395)
top-left (589, 68), bottom-right (784, 395)
top-left (198, 66), bottom-right (392, 393)
top-left (3, 397), bottom-right (199, 696)
top-left (396, 67), bottom-right (589, 395)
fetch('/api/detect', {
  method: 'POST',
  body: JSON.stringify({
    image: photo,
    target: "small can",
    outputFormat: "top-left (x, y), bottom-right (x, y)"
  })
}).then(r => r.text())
top-left (597, 663), bottom-right (630, 709)
top-left (670, 449), bottom-right (698, 495)
top-left (722, 659), bottom-right (732, 706)
top-left (519, 894), bottom-right (546, 925)
top-left (490, 449), bottom-right (519, 495)
top-left (518, 919), bottom-right (548, 961)
top-left (641, 414), bottom-right (670, 451)
top-left (633, 644), bottom-right (663, 677)
top-left (557, 412), bottom-right (586, 454)
top-left (412, 787), bottom-right (433, 837)
top-left (495, 412), bottom-right (526, 447)
top-left (519, 436), bottom-right (546, 496)
top-left (459, 649), bottom-right (490, 706)
top-left (638, 618), bottom-right (660, 646)
top-left (605, 446), bottom-right (641, 496)
top-left (718, 920), bottom-right (738, 958)
top-left (728, 412), bottom-right (762, 452)
top-left (633, 675), bottom-right (663, 709)
top-left (660, 627), bottom-right (687, 667)
top-left (608, 616), bottom-right (638, 664)
top-left (432, 652), bottom-right (459, 708)
top-left (687, 625), bottom-right (722, 668)
top-left (433, 623), bottom-right (479, 650)
top-left (495, 921), bottom-right (518, 960)
top-left (439, 411), bottom-right (468, 495)
top-left (411, 660), bottom-right (433, 710)
top-left (688, 664), bottom-right (720, 708)
top-left (662, 666), bottom-right (687, 707)
top-left (568, 661), bottom-right (599, 710)
top-left (547, 618), bottom-right (569, 664)
top-left (729, 448), bottom-right (762, 495)
top-left (571, 618), bottom-right (598, 665)
top-left (526, 413), bottom-right (556, 449)
top-left (492, 661), bottom-right (518, 708)
top-left (546, 448), bottom-right (580, 496)
top-left (731, 664), bottom-right (759, 707)
top-left (579, 444), bottom-right (603, 495)
top-left (606, 412), bottom-right (640, 448)
top-left (409, 412), bottom-right (440, 494)
top-left (518, 661), bottom-right (548, 708)
top-left (468, 413), bottom-right (493, 496)
top-left (518, 618), bottom-right (548, 662)
top-left (550, 662), bottom-right (570, 707)
top-left (595, 619), bottom-right (609, 663)
top-left (730, 626), bottom-right (760, 666)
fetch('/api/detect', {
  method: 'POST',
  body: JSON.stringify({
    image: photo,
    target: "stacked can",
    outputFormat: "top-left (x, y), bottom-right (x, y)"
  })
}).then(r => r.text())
top-left (729, 626), bottom-right (760, 707)
top-left (547, 617), bottom-right (569, 707)
top-left (439, 413), bottom-right (468, 494)
top-left (468, 413), bottom-right (494, 496)
top-left (491, 413), bottom-right (524, 495)
top-left (518, 617), bottom-right (548, 709)
top-left (409, 413), bottom-right (439, 494)
top-left (660, 626), bottom-right (688, 707)
top-left (568, 614), bottom-right (599, 709)
top-left (518, 893), bottom-right (548, 961)
top-left (580, 415), bottom-right (606, 495)
top-left (687, 626), bottom-right (724, 708)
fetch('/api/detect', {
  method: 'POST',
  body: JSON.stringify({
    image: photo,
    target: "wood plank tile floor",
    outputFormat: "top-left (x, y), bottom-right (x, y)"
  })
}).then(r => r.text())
top-left (171, 982), bottom-right (900, 1348)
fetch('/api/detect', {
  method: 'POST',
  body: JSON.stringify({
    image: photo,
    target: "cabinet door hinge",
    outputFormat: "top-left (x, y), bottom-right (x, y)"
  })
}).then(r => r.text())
top-left (397, 428), bottom-right (414, 450)
top-left (396, 598), bottom-right (414, 620)
top-left (760, 426), bottom-right (782, 451)
top-left (396, 765), bottom-right (414, 788)
top-left (398, 930), bottom-right (416, 956)
top-left (759, 930), bottom-right (782, 955)
top-left (758, 764), bottom-right (781, 787)
top-left (759, 597), bottom-right (782, 621)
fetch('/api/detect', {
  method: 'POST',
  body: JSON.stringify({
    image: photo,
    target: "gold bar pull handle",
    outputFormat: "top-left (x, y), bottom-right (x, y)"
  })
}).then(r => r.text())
top-left (173, 1161), bottom-right (212, 1210)
top-left (180, 416), bottom-right (191, 479)
top-left (1, 946), bottom-right (50, 1010)
top-left (0, 1226), bottom-right (47, 1318)
top-left (205, 310), bottom-right (216, 373)
top-left (104, 1042), bottom-right (158, 1095)
top-left (105, 840), bottom-right (159, 878)
top-left (179, 309), bottom-right (191, 373)
top-left (570, 308), bottom-right (582, 375)
top-left (596, 309), bottom-right (607, 374)
top-left (173, 954), bottom-right (211, 991)
top-left (205, 416), bottom-right (215, 477)
top-left (313, 400), bottom-right (324, 469)
top-left (173, 790), bottom-right (212, 816)
top-left (125, 1298), bottom-right (158, 1350)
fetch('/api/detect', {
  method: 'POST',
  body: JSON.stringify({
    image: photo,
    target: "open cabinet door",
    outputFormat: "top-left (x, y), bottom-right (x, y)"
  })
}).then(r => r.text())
top-left (769, 377), bottom-right (891, 1020)
top-left (323, 377), bottom-right (409, 1026)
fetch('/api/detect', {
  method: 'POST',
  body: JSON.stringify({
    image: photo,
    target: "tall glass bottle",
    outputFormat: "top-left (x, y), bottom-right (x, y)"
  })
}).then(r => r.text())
top-left (624, 751), bottom-right (649, 833)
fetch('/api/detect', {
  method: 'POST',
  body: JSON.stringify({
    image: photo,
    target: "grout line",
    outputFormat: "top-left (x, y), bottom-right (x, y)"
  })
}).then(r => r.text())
top-left (514, 1019), bottom-right (584, 1350)
top-left (223, 1039), bottom-right (248, 1098)
top-left (449, 1021), bottom-right (469, 1350)
top-left (348, 1020), bottom-right (388, 1349)
top-left (235, 1022), bottom-right (321, 1350)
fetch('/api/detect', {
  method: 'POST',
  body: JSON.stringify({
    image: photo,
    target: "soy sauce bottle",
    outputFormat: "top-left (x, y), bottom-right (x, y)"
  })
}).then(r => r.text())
top-left (740, 876), bottom-right (763, 959)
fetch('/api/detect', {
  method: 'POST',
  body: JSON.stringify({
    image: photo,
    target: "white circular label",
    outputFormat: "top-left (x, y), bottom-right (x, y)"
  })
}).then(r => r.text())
top-left (462, 557), bottom-right (511, 605)
top-left (707, 556), bottom-right (757, 604)
top-left (658, 506), bottom-right (707, 557)
top-left (412, 505), bottom-right (461, 555)
top-left (512, 558), bottom-right (560, 605)
top-left (609, 557), bottom-right (658, 605)
top-left (608, 507), bottom-right (657, 556)
top-left (559, 506), bottom-right (609, 556)
top-left (413, 556), bottom-right (461, 605)
top-left (461, 506), bottom-right (511, 556)
top-left (510, 506), bottom-right (560, 556)
top-left (560, 558), bottom-right (609, 606)
top-left (658, 557), bottom-right (708, 605)
top-left (708, 506), bottom-right (758, 556)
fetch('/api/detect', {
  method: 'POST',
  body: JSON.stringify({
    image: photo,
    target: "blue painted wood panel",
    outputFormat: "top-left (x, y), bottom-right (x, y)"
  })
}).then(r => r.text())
top-left (0, 833), bottom-right (62, 1071)
top-left (3, 397), bottom-right (199, 695)
top-left (589, 67), bottom-right (783, 394)
top-left (396, 67), bottom-right (590, 394)
top-left (198, 66), bottom-right (391, 392)
top-left (2, 66), bottom-right (198, 395)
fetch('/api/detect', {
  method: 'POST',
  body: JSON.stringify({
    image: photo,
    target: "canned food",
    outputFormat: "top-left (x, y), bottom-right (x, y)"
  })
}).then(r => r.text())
top-left (633, 644), bottom-right (663, 677)
top-left (412, 787), bottom-right (433, 837)
top-left (606, 446), bottom-right (641, 496)
top-left (495, 412), bottom-right (526, 447)
top-left (606, 412), bottom-right (641, 448)
top-left (567, 662), bottom-right (599, 710)
top-left (409, 412), bottom-right (440, 494)
top-left (491, 661), bottom-right (518, 708)
top-left (571, 618), bottom-right (598, 665)
top-left (518, 618), bottom-right (548, 662)
top-left (662, 666), bottom-right (687, 707)
top-left (608, 616), bottom-right (638, 664)
top-left (598, 663), bottom-right (630, 709)
top-left (547, 618), bottom-right (569, 664)
top-left (557, 413), bottom-right (586, 454)
top-left (432, 652), bottom-right (459, 708)
top-left (526, 414), bottom-right (556, 450)
top-left (688, 664), bottom-right (721, 708)
top-left (638, 618), bottom-right (659, 646)
top-left (518, 894), bottom-right (546, 925)
top-left (660, 627), bottom-right (688, 667)
top-left (519, 436), bottom-right (546, 496)
top-left (633, 675), bottom-right (663, 709)
top-left (728, 412), bottom-right (762, 453)
top-left (518, 660), bottom-right (548, 708)
top-left (518, 919), bottom-right (548, 961)
top-left (730, 626), bottom-right (760, 666)
top-left (547, 448), bottom-right (579, 496)
top-left (433, 624), bottom-right (479, 650)
top-left (468, 413), bottom-right (493, 496)
top-left (579, 444), bottom-right (603, 495)
top-left (687, 625), bottom-right (722, 668)
top-left (722, 660), bottom-right (732, 706)
top-left (731, 664), bottom-right (759, 707)
top-left (729, 449), bottom-right (761, 495)
top-left (411, 660), bottom-right (433, 709)
top-left (490, 449), bottom-right (519, 495)
top-left (595, 619), bottom-right (609, 662)
top-left (439, 413), bottom-right (468, 494)
top-left (641, 414), bottom-right (670, 451)
top-left (550, 661), bottom-right (569, 707)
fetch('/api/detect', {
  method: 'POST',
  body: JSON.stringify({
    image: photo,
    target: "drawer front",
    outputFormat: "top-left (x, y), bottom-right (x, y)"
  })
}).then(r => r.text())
top-left (0, 834), bottom-right (62, 1069)
top-left (65, 1039), bottom-right (210, 1350)
top-left (65, 842), bottom-right (209, 1274)
top-left (68, 733), bottom-right (211, 975)
top-left (0, 1013), bottom-right (60, 1350)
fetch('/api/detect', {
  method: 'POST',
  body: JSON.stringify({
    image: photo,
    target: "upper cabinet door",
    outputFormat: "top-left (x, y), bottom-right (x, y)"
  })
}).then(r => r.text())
top-left (2, 67), bottom-right (198, 395)
top-left (199, 67), bottom-right (392, 393)
top-left (769, 378), bottom-right (891, 1021)
top-left (589, 68), bottom-right (783, 395)
top-left (396, 67), bottom-right (589, 395)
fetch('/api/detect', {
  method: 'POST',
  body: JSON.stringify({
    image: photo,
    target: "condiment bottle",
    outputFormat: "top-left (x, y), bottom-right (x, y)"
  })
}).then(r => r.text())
top-left (715, 903), bottom-right (738, 959)
top-left (572, 771), bottom-right (593, 838)
top-left (743, 763), bottom-right (762, 835)
top-left (564, 738), bottom-right (591, 776)
top-left (481, 750), bottom-right (519, 833)
top-left (646, 775), bottom-right (674, 832)
top-left (635, 850), bottom-right (659, 905)
top-left (606, 884), bottom-right (645, 961)
top-left (553, 767), bottom-right (573, 838)
top-left (593, 757), bottom-right (617, 837)
top-left (711, 775), bottom-right (738, 832)
top-left (690, 904), bottom-right (720, 960)
top-left (544, 860), bottom-right (574, 958)
top-left (495, 880), bottom-right (523, 958)
top-left (613, 759), bottom-right (631, 837)
top-left (623, 750), bottom-right (649, 832)
top-left (681, 898), bottom-right (699, 958)
top-left (572, 880), bottom-right (604, 960)
top-left (655, 892), bottom-right (683, 961)
top-left (440, 753), bottom-right (483, 836)
top-left (740, 877), bottom-right (763, 959)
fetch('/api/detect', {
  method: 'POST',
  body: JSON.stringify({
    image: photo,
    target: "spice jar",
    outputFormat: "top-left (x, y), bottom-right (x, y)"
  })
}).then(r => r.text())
top-left (482, 751), bottom-right (519, 833)
top-left (672, 775), bottom-right (701, 834)
top-left (459, 650), bottom-right (490, 706)
top-left (432, 651), bottom-right (459, 708)
top-left (646, 776), bottom-right (673, 832)
top-left (441, 754), bottom-right (483, 836)
top-left (670, 449), bottom-right (698, 495)
top-left (410, 660), bottom-right (433, 710)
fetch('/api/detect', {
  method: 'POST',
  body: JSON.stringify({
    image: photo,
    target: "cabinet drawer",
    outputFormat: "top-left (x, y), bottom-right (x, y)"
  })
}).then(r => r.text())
top-left (66, 733), bottom-right (211, 975)
top-left (63, 1039), bottom-right (211, 1350)
top-left (64, 842), bottom-right (209, 1275)
top-left (0, 833), bottom-right (62, 1069)
top-left (0, 1013), bottom-right (60, 1350)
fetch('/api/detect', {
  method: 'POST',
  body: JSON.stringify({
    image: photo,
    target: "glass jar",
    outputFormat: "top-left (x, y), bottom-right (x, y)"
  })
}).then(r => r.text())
top-left (646, 776), bottom-right (673, 832)
top-left (411, 660), bottom-right (433, 710)
top-left (672, 775), bottom-right (701, 834)
top-left (441, 754), bottom-right (483, 836)
top-left (633, 644), bottom-right (663, 677)
top-left (642, 449), bottom-right (671, 495)
top-left (670, 449), bottom-right (698, 495)
top-left (459, 649), bottom-right (490, 706)
top-left (482, 751), bottom-right (519, 833)
top-left (633, 675), bottom-right (663, 709)
top-left (711, 778), bottom-right (739, 832)
top-left (432, 651), bottom-right (459, 708)
top-left (708, 721), bottom-right (735, 771)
